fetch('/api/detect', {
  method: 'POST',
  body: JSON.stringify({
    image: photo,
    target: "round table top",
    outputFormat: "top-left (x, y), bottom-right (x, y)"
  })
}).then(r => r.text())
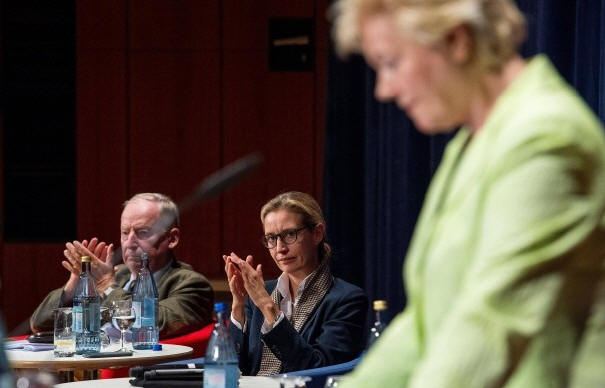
top-left (55, 376), bottom-right (282, 387)
top-left (7, 344), bottom-right (193, 371)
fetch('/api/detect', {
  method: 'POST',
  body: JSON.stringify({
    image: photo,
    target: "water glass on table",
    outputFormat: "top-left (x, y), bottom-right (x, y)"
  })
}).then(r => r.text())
top-left (324, 375), bottom-right (345, 388)
top-left (111, 300), bottom-right (136, 352)
top-left (272, 375), bottom-right (311, 388)
top-left (53, 307), bottom-right (75, 357)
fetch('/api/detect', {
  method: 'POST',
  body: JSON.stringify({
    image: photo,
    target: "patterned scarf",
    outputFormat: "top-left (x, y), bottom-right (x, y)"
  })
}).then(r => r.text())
top-left (257, 259), bottom-right (333, 375)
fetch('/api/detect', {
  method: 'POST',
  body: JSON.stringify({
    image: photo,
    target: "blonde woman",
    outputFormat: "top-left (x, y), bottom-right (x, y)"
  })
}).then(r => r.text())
top-left (223, 191), bottom-right (368, 375)
top-left (332, 0), bottom-right (605, 387)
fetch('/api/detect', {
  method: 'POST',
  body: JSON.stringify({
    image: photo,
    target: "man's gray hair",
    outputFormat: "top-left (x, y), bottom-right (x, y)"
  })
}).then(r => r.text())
top-left (123, 192), bottom-right (180, 228)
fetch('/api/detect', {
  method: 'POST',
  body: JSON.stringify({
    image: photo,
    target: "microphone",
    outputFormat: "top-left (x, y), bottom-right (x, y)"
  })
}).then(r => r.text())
top-left (178, 152), bottom-right (263, 213)
top-left (130, 363), bottom-right (204, 378)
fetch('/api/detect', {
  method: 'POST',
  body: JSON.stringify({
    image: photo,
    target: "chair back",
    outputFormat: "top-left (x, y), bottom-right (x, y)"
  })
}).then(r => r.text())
top-left (283, 354), bottom-right (363, 388)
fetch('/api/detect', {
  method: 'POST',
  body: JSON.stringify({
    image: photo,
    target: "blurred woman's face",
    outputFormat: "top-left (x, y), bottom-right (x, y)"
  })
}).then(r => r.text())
top-left (263, 209), bottom-right (322, 280)
top-left (360, 14), bottom-right (469, 133)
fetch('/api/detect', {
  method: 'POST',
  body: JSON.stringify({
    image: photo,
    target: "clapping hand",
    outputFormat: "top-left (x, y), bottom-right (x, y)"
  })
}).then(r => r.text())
top-left (223, 253), bottom-right (251, 325)
top-left (224, 253), bottom-right (279, 325)
top-left (63, 237), bottom-right (116, 295)
top-left (223, 253), bottom-right (252, 302)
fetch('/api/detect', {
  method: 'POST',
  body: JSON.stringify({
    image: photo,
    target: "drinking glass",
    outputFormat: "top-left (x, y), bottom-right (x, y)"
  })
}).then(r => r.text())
top-left (111, 300), bottom-right (136, 351)
top-left (272, 374), bottom-right (311, 388)
top-left (324, 375), bottom-right (345, 388)
top-left (99, 306), bottom-right (111, 350)
top-left (53, 307), bottom-right (75, 357)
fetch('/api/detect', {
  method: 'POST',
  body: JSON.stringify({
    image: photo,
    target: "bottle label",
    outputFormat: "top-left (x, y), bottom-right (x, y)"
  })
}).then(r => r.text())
top-left (142, 298), bottom-right (155, 327)
top-left (72, 305), bottom-right (83, 333)
top-left (88, 301), bottom-right (100, 331)
top-left (132, 301), bottom-right (142, 328)
top-left (204, 368), bottom-right (226, 388)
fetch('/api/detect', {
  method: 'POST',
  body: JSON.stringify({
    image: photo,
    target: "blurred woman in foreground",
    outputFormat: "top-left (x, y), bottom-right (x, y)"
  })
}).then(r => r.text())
top-left (332, 0), bottom-right (605, 387)
top-left (223, 191), bottom-right (367, 375)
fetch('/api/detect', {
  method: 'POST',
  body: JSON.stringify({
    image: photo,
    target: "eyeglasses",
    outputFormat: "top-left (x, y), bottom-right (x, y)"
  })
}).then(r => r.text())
top-left (261, 226), bottom-right (310, 249)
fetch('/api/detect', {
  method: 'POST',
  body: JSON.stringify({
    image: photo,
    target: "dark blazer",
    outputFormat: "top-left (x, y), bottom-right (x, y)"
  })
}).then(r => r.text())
top-left (230, 277), bottom-right (368, 375)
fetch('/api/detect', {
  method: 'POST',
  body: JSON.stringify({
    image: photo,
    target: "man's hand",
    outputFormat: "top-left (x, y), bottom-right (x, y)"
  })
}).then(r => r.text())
top-left (62, 237), bottom-right (117, 299)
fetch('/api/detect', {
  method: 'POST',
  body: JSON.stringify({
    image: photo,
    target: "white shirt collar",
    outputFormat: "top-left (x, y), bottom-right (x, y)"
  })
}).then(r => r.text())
top-left (275, 271), bottom-right (313, 305)
top-left (123, 259), bottom-right (173, 291)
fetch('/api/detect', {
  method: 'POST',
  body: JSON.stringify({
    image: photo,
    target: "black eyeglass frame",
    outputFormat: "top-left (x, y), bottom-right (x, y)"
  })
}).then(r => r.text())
top-left (261, 225), bottom-right (312, 249)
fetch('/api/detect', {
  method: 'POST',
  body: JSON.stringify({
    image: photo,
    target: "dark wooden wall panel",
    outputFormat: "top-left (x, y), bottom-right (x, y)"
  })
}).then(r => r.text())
top-left (1, 243), bottom-right (65, 332)
top-left (128, 53), bottom-right (220, 192)
top-left (130, 0), bottom-right (219, 51)
top-left (76, 51), bottom-right (129, 241)
top-left (127, 0), bottom-right (221, 277)
top-left (76, 0), bottom-right (128, 241)
top-left (218, 0), bottom-right (323, 278)
top-left (223, 64), bottom-right (315, 276)
top-left (77, 0), bottom-right (127, 50)
top-left (128, 51), bottom-right (221, 276)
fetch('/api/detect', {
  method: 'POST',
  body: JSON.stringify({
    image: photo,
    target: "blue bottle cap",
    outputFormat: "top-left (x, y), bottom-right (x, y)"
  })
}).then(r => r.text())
top-left (214, 302), bottom-right (227, 312)
top-left (152, 344), bottom-right (162, 351)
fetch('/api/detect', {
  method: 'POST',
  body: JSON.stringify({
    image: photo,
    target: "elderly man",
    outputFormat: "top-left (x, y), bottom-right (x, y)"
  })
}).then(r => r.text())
top-left (30, 192), bottom-right (213, 338)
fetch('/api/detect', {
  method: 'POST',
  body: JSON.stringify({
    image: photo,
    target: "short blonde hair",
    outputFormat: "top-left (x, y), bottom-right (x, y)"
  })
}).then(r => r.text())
top-left (332, 0), bottom-right (526, 71)
top-left (260, 191), bottom-right (331, 261)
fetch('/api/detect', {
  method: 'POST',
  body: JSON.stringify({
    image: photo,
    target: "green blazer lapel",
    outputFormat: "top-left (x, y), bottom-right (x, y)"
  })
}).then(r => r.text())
top-left (404, 129), bottom-right (471, 296)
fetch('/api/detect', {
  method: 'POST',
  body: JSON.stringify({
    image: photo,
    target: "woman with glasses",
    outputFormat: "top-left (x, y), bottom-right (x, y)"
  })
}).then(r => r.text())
top-left (223, 191), bottom-right (368, 376)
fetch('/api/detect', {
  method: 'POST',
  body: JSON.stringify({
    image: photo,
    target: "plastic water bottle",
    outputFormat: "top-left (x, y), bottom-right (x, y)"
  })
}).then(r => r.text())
top-left (73, 255), bottom-right (101, 354)
top-left (367, 300), bottom-right (387, 349)
top-left (0, 317), bottom-right (15, 387)
top-left (132, 253), bottom-right (159, 350)
top-left (204, 302), bottom-right (239, 388)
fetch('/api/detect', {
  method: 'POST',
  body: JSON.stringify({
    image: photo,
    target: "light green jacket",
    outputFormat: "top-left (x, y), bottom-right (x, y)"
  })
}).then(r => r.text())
top-left (343, 56), bottom-right (605, 388)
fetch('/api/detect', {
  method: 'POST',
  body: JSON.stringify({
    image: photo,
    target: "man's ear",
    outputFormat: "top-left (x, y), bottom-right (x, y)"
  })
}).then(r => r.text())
top-left (445, 24), bottom-right (473, 65)
top-left (168, 227), bottom-right (180, 249)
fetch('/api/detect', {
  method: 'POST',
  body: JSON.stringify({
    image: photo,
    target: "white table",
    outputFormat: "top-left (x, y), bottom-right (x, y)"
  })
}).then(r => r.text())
top-left (55, 376), bottom-right (282, 387)
top-left (8, 344), bottom-right (193, 381)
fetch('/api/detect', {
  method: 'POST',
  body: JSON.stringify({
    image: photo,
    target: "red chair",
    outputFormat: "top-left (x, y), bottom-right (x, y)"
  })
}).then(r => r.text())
top-left (99, 323), bottom-right (214, 379)
top-left (8, 335), bottom-right (29, 341)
